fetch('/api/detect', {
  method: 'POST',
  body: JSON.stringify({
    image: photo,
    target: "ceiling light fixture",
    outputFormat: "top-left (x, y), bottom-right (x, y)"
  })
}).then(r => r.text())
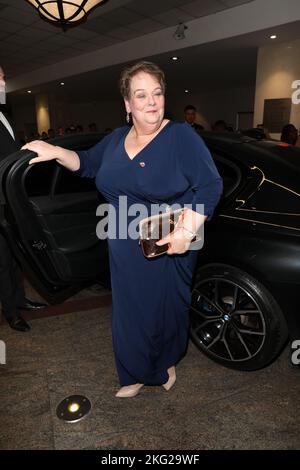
top-left (173, 23), bottom-right (187, 40)
top-left (26, 0), bottom-right (108, 31)
top-left (60, 82), bottom-right (65, 85)
top-left (27, 90), bottom-right (32, 93)
top-left (270, 35), bottom-right (277, 39)
top-left (172, 56), bottom-right (179, 61)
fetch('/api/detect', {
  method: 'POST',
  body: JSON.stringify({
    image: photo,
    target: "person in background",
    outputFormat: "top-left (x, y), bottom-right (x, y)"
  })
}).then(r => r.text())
top-left (41, 131), bottom-right (49, 140)
top-left (48, 128), bottom-right (55, 139)
top-left (184, 105), bottom-right (204, 131)
top-left (0, 65), bottom-right (46, 332)
top-left (76, 124), bottom-right (83, 133)
top-left (281, 124), bottom-right (298, 146)
top-left (257, 124), bottom-right (271, 139)
top-left (88, 122), bottom-right (98, 132)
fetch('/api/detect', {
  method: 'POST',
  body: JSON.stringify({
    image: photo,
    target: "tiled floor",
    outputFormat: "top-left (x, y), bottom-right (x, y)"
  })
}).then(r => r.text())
top-left (0, 283), bottom-right (299, 450)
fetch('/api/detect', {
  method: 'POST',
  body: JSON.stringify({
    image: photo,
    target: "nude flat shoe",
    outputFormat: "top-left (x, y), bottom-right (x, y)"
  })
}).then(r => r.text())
top-left (162, 366), bottom-right (176, 391)
top-left (115, 383), bottom-right (144, 398)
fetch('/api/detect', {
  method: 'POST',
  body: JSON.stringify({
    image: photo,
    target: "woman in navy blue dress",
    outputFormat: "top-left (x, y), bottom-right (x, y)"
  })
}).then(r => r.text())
top-left (23, 62), bottom-right (223, 398)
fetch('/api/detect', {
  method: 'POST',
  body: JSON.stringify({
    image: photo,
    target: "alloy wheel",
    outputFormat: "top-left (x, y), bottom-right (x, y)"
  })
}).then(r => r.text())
top-left (190, 278), bottom-right (266, 362)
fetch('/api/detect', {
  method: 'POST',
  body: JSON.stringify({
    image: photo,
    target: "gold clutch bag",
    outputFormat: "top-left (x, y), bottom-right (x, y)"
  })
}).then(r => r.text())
top-left (139, 208), bottom-right (186, 258)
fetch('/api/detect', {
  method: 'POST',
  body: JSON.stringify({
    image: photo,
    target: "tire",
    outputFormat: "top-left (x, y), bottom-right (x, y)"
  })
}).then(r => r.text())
top-left (190, 263), bottom-right (289, 371)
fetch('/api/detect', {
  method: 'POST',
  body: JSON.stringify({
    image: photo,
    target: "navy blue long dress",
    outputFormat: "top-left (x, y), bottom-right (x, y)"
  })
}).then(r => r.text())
top-left (75, 121), bottom-right (223, 386)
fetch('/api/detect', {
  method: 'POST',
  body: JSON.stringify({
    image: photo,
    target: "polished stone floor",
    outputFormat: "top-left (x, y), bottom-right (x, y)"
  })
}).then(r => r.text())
top-left (0, 283), bottom-right (299, 450)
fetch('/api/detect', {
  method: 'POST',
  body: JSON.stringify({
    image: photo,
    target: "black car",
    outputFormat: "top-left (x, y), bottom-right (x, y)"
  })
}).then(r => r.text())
top-left (0, 132), bottom-right (299, 371)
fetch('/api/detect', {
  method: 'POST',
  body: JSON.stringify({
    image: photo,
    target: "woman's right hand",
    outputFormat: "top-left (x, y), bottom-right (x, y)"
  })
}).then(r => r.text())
top-left (21, 140), bottom-right (80, 171)
top-left (22, 140), bottom-right (61, 165)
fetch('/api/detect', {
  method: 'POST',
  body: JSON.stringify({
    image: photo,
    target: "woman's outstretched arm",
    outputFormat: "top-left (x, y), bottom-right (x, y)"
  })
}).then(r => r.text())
top-left (22, 140), bottom-right (80, 172)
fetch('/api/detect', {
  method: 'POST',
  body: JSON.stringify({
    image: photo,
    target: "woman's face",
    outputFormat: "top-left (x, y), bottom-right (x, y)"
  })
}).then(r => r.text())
top-left (125, 72), bottom-right (165, 128)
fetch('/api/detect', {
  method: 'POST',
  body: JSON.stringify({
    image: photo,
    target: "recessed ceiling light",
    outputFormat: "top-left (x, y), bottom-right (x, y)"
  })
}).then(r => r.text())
top-left (27, 90), bottom-right (32, 93)
top-left (60, 82), bottom-right (65, 86)
top-left (184, 89), bottom-right (189, 93)
top-left (270, 35), bottom-right (277, 39)
top-left (172, 56), bottom-right (179, 61)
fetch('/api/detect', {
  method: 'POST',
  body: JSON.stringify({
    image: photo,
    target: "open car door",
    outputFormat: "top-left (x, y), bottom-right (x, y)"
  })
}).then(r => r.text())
top-left (0, 134), bottom-right (110, 304)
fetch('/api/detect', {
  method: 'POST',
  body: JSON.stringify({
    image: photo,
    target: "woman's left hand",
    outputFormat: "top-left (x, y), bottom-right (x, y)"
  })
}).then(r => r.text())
top-left (156, 227), bottom-right (193, 255)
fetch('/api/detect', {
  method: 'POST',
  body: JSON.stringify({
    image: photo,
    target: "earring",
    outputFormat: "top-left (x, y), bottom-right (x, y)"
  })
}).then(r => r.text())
top-left (126, 112), bottom-right (130, 124)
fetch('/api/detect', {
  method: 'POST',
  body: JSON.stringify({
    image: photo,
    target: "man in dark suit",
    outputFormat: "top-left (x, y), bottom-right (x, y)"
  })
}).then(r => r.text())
top-left (0, 65), bottom-right (46, 332)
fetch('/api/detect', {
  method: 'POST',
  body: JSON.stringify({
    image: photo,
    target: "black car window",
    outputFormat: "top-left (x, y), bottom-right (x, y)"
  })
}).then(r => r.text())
top-left (24, 160), bottom-right (95, 197)
top-left (54, 166), bottom-right (96, 194)
top-left (24, 161), bottom-right (56, 197)
top-left (23, 134), bottom-right (105, 199)
top-left (212, 155), bottom-right (242, 198)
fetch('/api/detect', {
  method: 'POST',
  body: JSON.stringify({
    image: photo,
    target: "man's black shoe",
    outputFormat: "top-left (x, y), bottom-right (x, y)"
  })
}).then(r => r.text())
top-left (7, 316), bottom-right (31, 332)
top-left (18, 298), bottom-right (47, 311)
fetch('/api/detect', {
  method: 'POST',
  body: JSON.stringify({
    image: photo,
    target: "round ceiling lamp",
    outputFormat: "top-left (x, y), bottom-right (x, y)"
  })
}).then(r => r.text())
top-left (26, 0), bottom-right (108, 31)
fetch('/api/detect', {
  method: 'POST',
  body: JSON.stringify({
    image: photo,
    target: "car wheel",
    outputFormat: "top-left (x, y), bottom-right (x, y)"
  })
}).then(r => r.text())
top-left (190, 264), bottom-right (288, 371)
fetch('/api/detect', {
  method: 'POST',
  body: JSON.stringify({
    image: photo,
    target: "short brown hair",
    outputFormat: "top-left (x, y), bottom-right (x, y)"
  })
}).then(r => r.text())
top-left (119, 61), bottom-right (166, 99)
